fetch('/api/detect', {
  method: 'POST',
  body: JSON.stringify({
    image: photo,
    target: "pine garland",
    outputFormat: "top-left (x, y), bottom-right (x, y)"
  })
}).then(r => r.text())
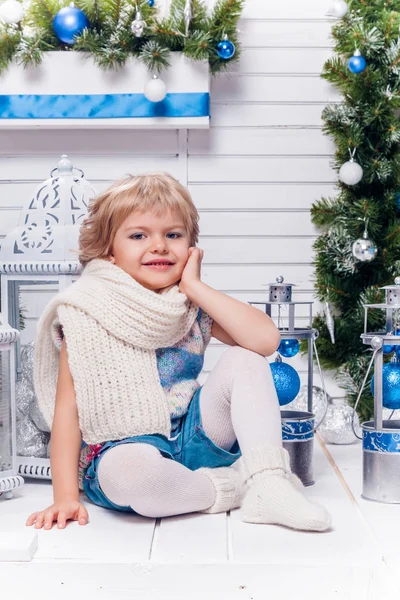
top-left (307, 0), bottom-right (400, 422)
top-left (0, 0), bottom-right (244, 75)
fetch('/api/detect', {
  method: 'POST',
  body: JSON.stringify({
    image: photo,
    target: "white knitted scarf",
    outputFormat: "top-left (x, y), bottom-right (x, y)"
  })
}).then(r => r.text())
top-left (33, 259), bottom-right (199, 444)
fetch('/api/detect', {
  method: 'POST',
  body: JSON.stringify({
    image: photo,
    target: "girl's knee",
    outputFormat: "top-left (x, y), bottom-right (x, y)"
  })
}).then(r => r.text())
top-left (223, 345), bottom-right (269, 371)
top-left (99, 442), bottom-right (161, 471)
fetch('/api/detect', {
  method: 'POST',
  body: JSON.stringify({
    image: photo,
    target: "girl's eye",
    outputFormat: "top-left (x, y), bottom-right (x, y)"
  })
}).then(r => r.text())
top-left (129, 233), bottom-right (145, 240)
top-left (166, 233), bottom-right (182, 239)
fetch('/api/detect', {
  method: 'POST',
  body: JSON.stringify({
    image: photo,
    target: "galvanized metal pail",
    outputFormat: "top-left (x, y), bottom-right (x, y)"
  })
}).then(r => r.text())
top-left (281, 410), bottom-right (315, 486)
top-left (362, 419), bottom-right (400, 503)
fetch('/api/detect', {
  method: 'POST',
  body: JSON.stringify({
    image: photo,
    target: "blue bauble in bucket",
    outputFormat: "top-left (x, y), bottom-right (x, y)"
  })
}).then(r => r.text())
top-left (383, 344), bottom-right (395, 354)
top-left (53, 6), bottom-right (89, 44)
top-left (270, 361), bottom-right (301, 406)
top-left (371, 362), bottom-right (400, 409)
top-left (278, 338), bottom-right (300, 358)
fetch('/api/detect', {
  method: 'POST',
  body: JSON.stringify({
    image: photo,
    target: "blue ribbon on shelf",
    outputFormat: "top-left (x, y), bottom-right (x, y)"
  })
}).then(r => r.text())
top-left (0, 92), bottom-right (210, 119)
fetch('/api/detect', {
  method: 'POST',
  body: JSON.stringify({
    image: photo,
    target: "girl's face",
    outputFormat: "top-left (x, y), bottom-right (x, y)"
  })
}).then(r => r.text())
top-left (110, 208), bottom-right (191, 292)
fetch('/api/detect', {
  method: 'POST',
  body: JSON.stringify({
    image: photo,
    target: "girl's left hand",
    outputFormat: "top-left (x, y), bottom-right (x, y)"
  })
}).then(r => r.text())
top-left (179, 247), bottom-right (204, 298)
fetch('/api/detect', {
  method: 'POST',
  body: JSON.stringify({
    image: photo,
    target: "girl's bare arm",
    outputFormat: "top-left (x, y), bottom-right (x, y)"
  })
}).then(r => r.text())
top-left (50, 338), bottom-right (82, 502)
top-left (26, 338), bottom-right (89, 529)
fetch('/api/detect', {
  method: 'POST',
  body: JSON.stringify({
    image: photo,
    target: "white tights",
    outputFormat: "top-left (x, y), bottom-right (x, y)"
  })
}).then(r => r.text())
top-left (97, 346), bottom-right (282, 517)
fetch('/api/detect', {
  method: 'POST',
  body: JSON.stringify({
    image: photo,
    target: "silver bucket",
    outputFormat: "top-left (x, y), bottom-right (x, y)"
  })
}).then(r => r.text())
top-left (362, 420), bottom-right (400, 503)
top-left (281, 410), bottom-right (315, 486)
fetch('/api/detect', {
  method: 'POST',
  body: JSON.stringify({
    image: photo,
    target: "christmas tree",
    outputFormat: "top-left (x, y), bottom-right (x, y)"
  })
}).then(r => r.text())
top-left (311, 0), bottom-right (400, 422)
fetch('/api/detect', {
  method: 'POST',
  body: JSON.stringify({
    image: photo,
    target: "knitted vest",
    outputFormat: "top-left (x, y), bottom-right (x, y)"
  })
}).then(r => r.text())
top-left (157, 308), bottom-right (213, 420)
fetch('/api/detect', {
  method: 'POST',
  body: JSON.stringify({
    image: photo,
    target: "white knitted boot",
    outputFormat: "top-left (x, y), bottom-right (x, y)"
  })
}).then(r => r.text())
top-left (197, 465), bottom-right (245, 514)
top-left (239, 445), bottom-right (332, 532)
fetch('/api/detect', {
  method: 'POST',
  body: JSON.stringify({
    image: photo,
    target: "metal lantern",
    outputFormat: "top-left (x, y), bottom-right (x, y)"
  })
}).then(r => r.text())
top-left (358, 277), bottom-right (400, 503)
top-left (0, 155), bottom-right (97, 373)
top-left (0, 312), bottom-right (24, 498)
top-left (250, 276), bottom-right (328, 486)
top-left (0, 155), bottom-right (96, 479)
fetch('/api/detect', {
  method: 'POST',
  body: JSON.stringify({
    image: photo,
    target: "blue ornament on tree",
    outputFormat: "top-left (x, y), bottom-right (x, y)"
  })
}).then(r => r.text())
top-left (148, 0), bottom-right (155, 5)
top-left (348, 49), bottom-right (366, 74)
top-left (270, 359), bottom-right (301, 406)
top-left (53, 4), bottom-right (89, 45)
top-left (371, 362), bottom-right (400, 409)
top-left (217, 35), bottom-right (235, 60)
top-left (277, 339), bottom-right (300, 358)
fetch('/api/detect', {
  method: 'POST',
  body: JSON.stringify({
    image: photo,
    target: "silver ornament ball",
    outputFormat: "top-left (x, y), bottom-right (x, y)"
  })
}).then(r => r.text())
top-left (286, 385), bottom-right (330, 427)
top-left (131, 10), bottom-right (146, 37)
top-left (371, 336), bottom-right (383, 350)
top-left (318, 402), bottom-right (360, 444)
top-left (352, 235), bottom-right (377, 262)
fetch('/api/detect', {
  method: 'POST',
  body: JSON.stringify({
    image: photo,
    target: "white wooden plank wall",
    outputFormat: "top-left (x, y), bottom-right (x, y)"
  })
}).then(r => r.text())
top-left (0, 0), bottom-right (345, 397)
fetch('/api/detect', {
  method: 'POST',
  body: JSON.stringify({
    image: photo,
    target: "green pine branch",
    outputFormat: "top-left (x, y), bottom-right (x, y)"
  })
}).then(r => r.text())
top-left (0, 26), bottom-right (21, 74)
top-left (16, 0), bottom-right (244, 74)
top-left (139, 40), bottom-right (171, 72)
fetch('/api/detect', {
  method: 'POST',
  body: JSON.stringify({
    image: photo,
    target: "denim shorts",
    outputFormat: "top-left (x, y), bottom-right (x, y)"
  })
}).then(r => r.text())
top-left (83, 387), bottom-right (241, 512)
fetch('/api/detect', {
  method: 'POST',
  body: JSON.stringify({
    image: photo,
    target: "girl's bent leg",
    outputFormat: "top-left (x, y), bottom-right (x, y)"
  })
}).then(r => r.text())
top-left (200, 346), bottom-right (331, 531)
top-left (199, 345), bottom-right (283, 452)
top-left (97, 442), bottom-right (241, 518)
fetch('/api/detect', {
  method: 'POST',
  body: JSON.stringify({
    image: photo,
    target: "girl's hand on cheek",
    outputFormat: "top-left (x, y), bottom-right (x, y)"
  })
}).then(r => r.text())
top-left (179, 247), bottom-right (204, 298)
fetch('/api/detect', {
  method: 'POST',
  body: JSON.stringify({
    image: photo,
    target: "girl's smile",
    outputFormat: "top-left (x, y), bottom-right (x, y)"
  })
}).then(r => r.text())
top-left (110, 208), bottom-right (190, 291)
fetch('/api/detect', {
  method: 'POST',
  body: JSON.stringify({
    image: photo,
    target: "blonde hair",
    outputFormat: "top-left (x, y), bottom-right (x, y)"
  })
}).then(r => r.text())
top-left (79, 172), bottom-right (199, 267)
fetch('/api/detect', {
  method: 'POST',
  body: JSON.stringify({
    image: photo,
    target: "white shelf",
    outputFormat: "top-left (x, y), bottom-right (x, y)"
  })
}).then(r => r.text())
top-left (0, 52), bottom-right (210, 129)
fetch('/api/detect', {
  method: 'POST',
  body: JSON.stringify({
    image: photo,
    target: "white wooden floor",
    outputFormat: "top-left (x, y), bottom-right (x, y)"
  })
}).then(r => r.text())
top-left (0, 437), bottom-right (399, 600)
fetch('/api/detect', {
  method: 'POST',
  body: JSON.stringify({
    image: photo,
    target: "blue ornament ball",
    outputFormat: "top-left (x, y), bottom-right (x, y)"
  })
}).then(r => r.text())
top-left (216, 39), bottom-right (235, 60)
top-left (383, 344), bottom-right (395, 355)
top-left (53, 6), bottom-right (89, 45)
top-left (278, 338), bottom-right (300, 358)
top-left (348, 52), bottom-right (366, 74)
top-left (370, 362), bottom-right (400, 409)
top-left (270, 361), bottom-right (301, 406)
top-left (148, 0), bottom-right (155, 5)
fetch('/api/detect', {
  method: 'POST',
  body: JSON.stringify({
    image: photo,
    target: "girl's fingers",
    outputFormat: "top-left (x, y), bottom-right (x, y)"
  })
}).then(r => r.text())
top-left (34, 513), bottom-right (45, 529)
top-left (77, 505), bottom-right (89, 525)
top-left (57, 511), bottom-right (67, 529)
top-left (26, 512), bottom-right (38, 526)
top-left (43, 511), bottom-right (56, 530)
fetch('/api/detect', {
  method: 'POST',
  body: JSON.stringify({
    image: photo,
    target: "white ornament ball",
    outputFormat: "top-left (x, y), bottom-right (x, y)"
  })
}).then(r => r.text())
top-left (144, 76), bottom-right (167, 103)
top-left (330, 0), bottom-right (348, 18)
top-left (0, 0), bottom-right (24, 23)
top-left (339, 160), bottom-right (363, 185)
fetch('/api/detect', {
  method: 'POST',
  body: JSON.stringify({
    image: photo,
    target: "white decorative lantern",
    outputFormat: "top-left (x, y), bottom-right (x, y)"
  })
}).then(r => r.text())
top-left (0, 312), bottom-right (24, 498)
top-left (0, 155), bottom-right (96, 477)
top-left (0, 154), bottom-right (97, 334)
